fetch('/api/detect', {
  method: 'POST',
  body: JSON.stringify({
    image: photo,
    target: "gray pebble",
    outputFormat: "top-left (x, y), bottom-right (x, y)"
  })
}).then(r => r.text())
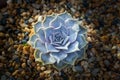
top-left (32, 3), bottom-right (41, 9)
top-left (1, 75), bottom-right (7, 80)
top-left (73, 65), bottom-right (83, 72)
top-left (0, 25), bottom-right (5, 32)
top-left (88, 57), bottom-right (96, 63)
top-left (104, 60), bottom-right (110, 67)
top-left (91, 68), bottom-right (100, 76)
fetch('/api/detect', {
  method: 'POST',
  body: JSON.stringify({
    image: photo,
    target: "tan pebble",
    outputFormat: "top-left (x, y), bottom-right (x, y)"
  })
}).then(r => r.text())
top-left (29, 54), bottom-right (34, 60)
top-left (41, 66), bottom-right (46, 71)
top-left (8, 38), bottom-right (14, 45)
top-left (21, 70), bottom-right (26, 75)
top-left (12, 70), bottom-right (19, 76)
top-left (0, 63), bottom-right (3, 68)
top-left (0, 32), bottom-right (4, 37)
top-left (5, 34), bottom-right (9, 37)
top-left (39, 73), bottom-right (45, 78)
top-left (44, 70), bottom-right (52, 74)
top-left (12, 61), bottom-right (16, 67)
top-left (14, 64), bottom-right (20, 69)
top-left (87, 37), bottom-right (92, 42)
top-left (117, 52), bottom-right (120, 59)
top-left (47, 10), bottom-right (53, 15)
top-left (21, 63), bottom-right (26, 68)
top-left (101, 35), bottom-right (109, 42)
top-left (59, 8), bottom-right (65, 13)
top-left (21, 12), bottom-right (27, 17)
top-left (75, 11), bottom-right (80, 18)
top-left (17, 45), bottom-right (23, 51)
top-left (30, 47), bottom-right (34, 53)
top-left (14, 45), bottom-right (18, 49)
top-left (23, 46), bottom-right (30, 54)
top-left (37, 66), bottom-right (41, 71)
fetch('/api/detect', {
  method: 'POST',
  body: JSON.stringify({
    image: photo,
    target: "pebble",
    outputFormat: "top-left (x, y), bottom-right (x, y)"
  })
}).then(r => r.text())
top-left (91, 68), bottom-right (100, 76)
top-left (21, 63), bottom-right (26, 68)
top-left (40, 66), bottom-right (46, 71)
top-left (88, 57), bottom-right (96, 63)
top-left (12, 70), bottom-right (19, 76)
top-left (23, 46), bottom-right (30, 54)
top-left (32, 3), bottom-right (41, 9)
top-left (104, 60), bottom-right (110, 67)
top-left (44, 70), bottom-right (52, 74)
top-left (37, 66), bottom-right (41, 71)
top-left (117, 52), bottom-right (120, 59)
top-left (73, 65), bottom-right (83, 72)
top-left (81, 61), bottom-right (88, 70)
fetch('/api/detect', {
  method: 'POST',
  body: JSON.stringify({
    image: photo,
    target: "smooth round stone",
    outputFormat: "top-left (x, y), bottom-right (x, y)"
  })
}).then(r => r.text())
top-left (40, 66), bottom-right (46, 71)
top-left (21, 63), bottom-right (26, 68)
top-left (37, 66), bottom-right (41, 71)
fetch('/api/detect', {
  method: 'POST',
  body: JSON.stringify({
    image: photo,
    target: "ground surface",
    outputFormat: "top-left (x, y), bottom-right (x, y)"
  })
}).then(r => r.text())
top-left (0, 0), bottom-right (120, 80)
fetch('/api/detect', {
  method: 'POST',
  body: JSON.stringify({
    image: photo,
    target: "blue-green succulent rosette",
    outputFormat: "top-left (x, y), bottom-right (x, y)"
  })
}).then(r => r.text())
top-left (28, 11), bottom-right (88, 70)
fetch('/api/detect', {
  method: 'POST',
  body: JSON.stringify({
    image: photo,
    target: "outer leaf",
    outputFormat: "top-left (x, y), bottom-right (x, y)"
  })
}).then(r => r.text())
top-left (41, 53), bottom-right (56, 65)
top-left (77, 34), bottom-right (88, 49)
top-left (50, 16), bottom-right (64, 29)
top-left (69, 32), bottom-right (78, 43)
top-left (50, 52), bottom-right (67, 64)
top-left (28, 34), bottom-right (39, 48)
top-left (35, 39), bottom-right (47, 53)
top-left (63, 52), bottom-right (78, 65)
top-left (43, 15), bottom-right (54, 28)
top-left (58, 12), bottom-right (72, 21)
top-left (53, 61), bottom-right (67, 71)
top-left (37, 29), bottom-right (46, 42)
top-left (34, 22), bottom-right (42, 33)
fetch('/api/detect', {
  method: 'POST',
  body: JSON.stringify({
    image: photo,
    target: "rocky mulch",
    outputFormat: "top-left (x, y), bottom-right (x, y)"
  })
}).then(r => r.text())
top-left (0, 0), bottom-right (120, 80)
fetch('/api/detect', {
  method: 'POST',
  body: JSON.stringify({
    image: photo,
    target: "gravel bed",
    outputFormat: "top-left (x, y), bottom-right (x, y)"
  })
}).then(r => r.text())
top-left (0, 0), bottom-right (120, 80)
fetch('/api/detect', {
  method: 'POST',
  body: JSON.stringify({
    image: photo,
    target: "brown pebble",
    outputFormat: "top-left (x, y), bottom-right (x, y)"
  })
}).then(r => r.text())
top-left (0, 63), bottom-right (3, 68)
top-left (17, 45), bottom-right (23, 51)
top-left (21, 63), bottom-right (26, 68)
top-left (37, 66), bottom-right (41, 71)
top-left (30, 47), bottom-right (34, 53)
top-left (47, 9), bottom-right (53, 15)
top-left (39, 73), bottom-right (45, 78)
top-left (59, 8), bottom-right (65, 13)
top-left (23, 46), bottom-right (30, 54)
top-left (117, 52), bottom-right (120, 59)
top-left (12, 70), bottom-right (19, 76)
top-left (21, 70), bottom-right (26, 75)
top-left (100, 35), bottom-right (109, 42)
top-left (75, 11), bottom-right (80, 18)
top-left (0, 32), bottom-right (5, 37)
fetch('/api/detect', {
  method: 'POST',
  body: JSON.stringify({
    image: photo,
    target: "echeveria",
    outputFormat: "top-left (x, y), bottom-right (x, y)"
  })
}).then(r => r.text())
top-left (28, 12), bottom-right (88, 70)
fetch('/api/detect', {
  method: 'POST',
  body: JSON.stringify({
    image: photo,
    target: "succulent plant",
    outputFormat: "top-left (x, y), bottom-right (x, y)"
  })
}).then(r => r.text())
top-left (28, 11), bottom-right (88, 70)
